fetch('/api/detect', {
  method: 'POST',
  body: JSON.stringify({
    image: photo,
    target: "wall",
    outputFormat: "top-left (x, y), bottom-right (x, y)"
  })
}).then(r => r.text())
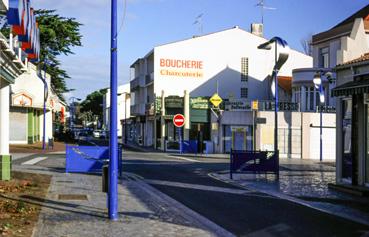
top-left (337, 19), bottom-right (369, 64)
top-left (216, 111), bottom-right (337, 160)
top-left (153, 27), bottom-right (312, 100)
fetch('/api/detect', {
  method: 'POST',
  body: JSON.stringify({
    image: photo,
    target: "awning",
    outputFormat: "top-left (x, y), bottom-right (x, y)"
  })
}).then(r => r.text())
top-left (332, 80), bottom-right (369, 97)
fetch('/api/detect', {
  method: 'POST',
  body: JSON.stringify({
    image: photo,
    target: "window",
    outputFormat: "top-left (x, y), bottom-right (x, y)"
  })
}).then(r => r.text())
top-left (241, 57), bottom-right (249, 82)
top-left (309, 87), bottom-right (314, 111)
top-left (241, 88), bottom-right (248, 98)
top-left (319, 47), bottom-right (329, 68)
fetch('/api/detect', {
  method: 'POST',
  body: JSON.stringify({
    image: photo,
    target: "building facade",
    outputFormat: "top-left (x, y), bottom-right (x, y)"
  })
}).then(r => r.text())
top-left (130, 26), bottom-right (312, 151)
top-left (333, 53), bottom-right (369, 188)
top-left (292, 4), bottom-right (369, 112)
top-left (9, 63), bottom-right (58, 144)
top-left (103, 83), bottom-right (131, 138)
top-left (1, 0), bottom-right (40, 179)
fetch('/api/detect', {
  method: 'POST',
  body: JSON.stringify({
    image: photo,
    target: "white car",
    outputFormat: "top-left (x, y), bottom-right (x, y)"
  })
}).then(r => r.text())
top-left (93, 130), bottom-right (101, 138)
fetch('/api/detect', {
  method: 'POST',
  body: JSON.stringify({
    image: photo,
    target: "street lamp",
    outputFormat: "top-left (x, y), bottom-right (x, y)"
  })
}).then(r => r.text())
top-left (258, 37), bottom-right (290, 159)
top-left (313, 70), bottom-right (333, 162)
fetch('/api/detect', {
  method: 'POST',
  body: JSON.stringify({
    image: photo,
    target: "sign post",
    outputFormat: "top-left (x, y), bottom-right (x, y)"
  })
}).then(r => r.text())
top-left (173, 114), bottom-right (185, 154)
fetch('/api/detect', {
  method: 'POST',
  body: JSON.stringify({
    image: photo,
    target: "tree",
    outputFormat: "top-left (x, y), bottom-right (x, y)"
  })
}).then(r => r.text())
top-left (0, 10), bottom-right (83, 100)
top-left (80, 88), bottom-right (108, 119)
top-left (300, 34), bottom-right (313, 56)
top-left (35, 10), bottom-right (83, 99)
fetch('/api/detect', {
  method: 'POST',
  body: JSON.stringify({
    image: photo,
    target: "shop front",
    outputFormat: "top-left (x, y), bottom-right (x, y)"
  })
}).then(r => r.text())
top-left (333, 56), bottom-right (369, 188)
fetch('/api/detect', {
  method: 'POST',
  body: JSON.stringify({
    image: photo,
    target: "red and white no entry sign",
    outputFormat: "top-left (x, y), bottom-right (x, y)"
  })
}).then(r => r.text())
top-left (173, 114), bottom-right (185, 127)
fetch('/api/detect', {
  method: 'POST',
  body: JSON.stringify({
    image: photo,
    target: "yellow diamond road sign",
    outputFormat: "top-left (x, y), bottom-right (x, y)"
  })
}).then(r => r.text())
top-left (210, 93), bottom-right (223, 107)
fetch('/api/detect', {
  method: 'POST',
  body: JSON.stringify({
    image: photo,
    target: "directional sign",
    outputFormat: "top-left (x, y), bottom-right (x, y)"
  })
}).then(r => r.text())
top-left (209, 93), bottom-right (223, 107)
top-left (252, 100), bottom-right (258, 110)
top-left (256, 117), bottom-right (267, 124)
top-left (173, 114), bottom-right (185, 127)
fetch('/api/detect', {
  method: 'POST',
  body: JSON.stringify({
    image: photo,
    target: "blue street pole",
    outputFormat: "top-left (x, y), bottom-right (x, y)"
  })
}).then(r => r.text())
top-left (108, 0), bottom-right (118, 220)
top-left (42, 82), bottom-right (46, 150)
top-left (319, 81), bottom-right (323, 162)
top-left (274, 42), bottom-right (279, 155)
top-left (179, 127), bottom-right (183, 154)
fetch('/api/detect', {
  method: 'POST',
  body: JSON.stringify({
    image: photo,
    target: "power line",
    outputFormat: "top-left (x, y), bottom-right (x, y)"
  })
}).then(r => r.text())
top-left (116, 0), bottom-right (127, 38)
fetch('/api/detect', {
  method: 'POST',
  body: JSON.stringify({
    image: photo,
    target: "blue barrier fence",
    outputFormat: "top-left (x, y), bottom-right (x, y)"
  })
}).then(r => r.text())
top-left (66, 145), bottom-right (122, 176)
top-left (230, 150), bottom-right (279, 179)
top-left (182, 140), bottom-right (198, 154)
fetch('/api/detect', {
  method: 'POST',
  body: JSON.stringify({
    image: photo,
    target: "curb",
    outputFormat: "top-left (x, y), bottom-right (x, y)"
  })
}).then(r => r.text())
top-left (131, 175), bottom-right (235, 237)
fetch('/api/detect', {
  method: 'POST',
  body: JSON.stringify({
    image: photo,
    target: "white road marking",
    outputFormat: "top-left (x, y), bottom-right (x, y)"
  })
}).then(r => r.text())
top-left (145, 179), bottom-right (253, 195)
top-left (246, 223), bottom-right (291, 237)
top-left (170, 155), bottom-right (202, 163)
top-left (21, 157), bottom-right (48, 165)
top-left (123, 161), bottom-right (190, 165)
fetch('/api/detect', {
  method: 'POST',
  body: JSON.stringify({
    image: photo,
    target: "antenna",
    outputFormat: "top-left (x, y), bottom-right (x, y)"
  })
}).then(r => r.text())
top-left (255, 0), bottom-right (276, 25)
top-left (193, 13), bottom-right (203, 35)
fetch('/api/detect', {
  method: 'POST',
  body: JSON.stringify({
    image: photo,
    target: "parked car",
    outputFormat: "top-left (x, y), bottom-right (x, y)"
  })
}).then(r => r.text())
top-left (100, 130), bottom-right (108, 139)
top-left (93, 130), bottom-right (101, 138)
top-left (78, 132), bottom-right (89, 141)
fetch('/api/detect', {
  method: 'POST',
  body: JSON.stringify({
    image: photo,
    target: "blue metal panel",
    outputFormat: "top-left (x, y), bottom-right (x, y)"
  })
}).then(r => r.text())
top-left (65, 145), bottom-right (123, 175)
top-left (66, 145), bottom-right (109, 173)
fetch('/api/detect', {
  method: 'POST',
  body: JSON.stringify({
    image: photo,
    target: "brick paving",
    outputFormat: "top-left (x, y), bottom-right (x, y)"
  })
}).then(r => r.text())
top-left (13, 162), bottom-right (229, 237)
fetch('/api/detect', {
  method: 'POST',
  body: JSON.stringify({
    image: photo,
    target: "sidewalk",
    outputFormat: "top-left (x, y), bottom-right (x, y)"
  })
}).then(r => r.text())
top-left (13, 163), bottom-right (232, 237)
top-left (211, 160), bottom-right (369, 227)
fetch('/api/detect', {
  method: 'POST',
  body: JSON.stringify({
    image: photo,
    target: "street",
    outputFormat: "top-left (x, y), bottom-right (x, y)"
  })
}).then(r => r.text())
top-left (122, 150), bottom-right (369, 236)
top-left (11, 148), bottom-right (369, 236)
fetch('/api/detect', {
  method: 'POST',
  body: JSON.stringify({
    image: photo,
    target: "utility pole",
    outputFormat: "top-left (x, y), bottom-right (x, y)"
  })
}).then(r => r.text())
top-left (108, 0), bottom-right (118, 220)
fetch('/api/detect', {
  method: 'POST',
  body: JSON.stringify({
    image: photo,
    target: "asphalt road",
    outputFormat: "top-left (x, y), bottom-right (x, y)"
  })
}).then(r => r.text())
top-left (122, 150), bottom-right (369, 237)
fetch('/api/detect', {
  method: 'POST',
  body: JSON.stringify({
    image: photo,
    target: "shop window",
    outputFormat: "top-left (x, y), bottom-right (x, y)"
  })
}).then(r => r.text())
top-left (342, 99), bottom-right (352, 180)
top-left (241, 57), bottom-right (249, 82)
top-left (241, 88), bottom-right (248, 98)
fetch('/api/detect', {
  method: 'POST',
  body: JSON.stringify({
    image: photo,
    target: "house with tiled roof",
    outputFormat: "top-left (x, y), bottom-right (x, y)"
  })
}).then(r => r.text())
top-left (292, 3), bottom-right (369, 113)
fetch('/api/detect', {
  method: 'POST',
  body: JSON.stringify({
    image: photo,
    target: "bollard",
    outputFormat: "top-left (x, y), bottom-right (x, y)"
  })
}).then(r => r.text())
top-left (102, 165), bottom-right (109, 193)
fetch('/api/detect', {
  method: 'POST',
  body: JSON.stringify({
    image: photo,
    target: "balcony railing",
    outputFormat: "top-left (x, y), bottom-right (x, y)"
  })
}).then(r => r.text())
top-left (145, 102), bottom-right (155, 116)
top-left (130, 77), bottom-right (139, 91)
top-left (130, 104), bottom-right (146, 116)
top-left (223, 99), bottom-right (300, 112)
top-left (145, 72), bottom-right (154, 85)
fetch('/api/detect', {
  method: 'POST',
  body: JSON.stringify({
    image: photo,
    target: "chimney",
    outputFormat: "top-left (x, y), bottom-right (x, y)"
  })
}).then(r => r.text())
top-left (251, 23), bottom-right (263, 37)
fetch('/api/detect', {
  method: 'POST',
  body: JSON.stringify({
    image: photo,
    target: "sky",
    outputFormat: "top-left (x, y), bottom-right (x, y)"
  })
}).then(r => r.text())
top-left (32, 0), bottom-right (369, 102)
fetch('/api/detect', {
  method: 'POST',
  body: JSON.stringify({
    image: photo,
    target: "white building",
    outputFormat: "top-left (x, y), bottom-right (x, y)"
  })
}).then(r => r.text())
top-left (103, 83), bottom-right (131, 138)
top-left (1, 0), bottom-right (41, 180)
top-left (9, 63), bottom-right (58, 144)
top-left (130, 26), bottom-right (312, 151)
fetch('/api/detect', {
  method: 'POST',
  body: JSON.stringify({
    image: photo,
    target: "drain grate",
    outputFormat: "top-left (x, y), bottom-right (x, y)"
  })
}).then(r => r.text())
top-left (58, 194), bottom-right (88, 200)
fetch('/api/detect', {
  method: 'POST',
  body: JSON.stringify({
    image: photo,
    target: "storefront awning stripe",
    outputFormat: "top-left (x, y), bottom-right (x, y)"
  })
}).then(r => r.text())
top-left (332, 80), bottom-right (369, 97)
